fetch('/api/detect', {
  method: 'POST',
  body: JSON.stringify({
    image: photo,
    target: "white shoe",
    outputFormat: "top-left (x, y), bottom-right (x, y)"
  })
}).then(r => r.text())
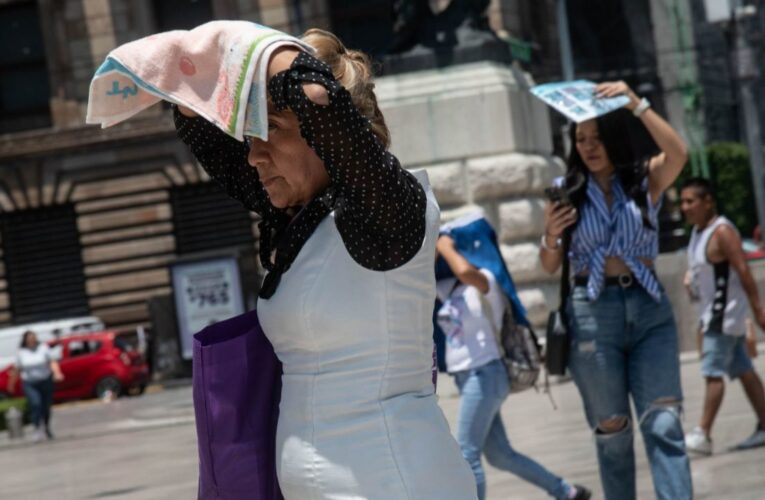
top-left (32, 428), bottom-right (45, 443)
top-left (685, 426), bottom-right (712, 455)
top-left (733, 426), bottom-right (765, 450)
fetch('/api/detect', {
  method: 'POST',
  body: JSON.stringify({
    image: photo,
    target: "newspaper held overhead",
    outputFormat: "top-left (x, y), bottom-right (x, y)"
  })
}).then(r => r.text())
top-left (530, 80), bottom-right (630, 123)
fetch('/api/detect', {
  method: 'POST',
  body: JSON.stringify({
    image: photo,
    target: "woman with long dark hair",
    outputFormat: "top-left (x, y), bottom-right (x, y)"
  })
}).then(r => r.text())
top-left (540, 81), bottom-right (692, 500)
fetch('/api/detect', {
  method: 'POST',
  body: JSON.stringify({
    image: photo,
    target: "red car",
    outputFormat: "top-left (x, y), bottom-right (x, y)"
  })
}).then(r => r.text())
top-left (0, 332), bottom-right (149, 402)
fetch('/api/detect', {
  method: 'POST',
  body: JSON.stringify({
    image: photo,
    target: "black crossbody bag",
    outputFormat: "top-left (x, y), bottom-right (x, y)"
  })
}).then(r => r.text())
top-left (545, 231), bottom-right (571, 376)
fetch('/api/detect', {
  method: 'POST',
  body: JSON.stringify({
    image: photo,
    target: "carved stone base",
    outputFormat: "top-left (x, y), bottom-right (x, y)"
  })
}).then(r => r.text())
top-left (376, 61), bottom-right (561, 326)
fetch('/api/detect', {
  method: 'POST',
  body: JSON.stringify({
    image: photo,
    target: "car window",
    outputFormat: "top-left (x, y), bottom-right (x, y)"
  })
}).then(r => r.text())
top-left (67, 340), bottom-right (86, 357)
top-left (113, 337), bottom-right (133, 352)
top-left (67, 340), bottom-right (101, 358)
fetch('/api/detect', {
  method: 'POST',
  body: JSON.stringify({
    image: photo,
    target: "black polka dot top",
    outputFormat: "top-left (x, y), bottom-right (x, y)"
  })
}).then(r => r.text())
top-left (174, 51), bottom-right (427, 298)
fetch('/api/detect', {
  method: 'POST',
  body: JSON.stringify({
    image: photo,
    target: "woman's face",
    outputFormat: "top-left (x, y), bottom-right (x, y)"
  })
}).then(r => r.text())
top-left (247, 109), bottom-right (330, 209)
top-left (24, 333), bottom-right (38, 349)
top-left (575, 120), bottom-right (613, 175)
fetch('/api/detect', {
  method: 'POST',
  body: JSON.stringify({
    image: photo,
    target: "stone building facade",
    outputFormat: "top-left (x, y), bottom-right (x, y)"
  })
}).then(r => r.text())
top-left (0, 0), bottom-right (559, 340)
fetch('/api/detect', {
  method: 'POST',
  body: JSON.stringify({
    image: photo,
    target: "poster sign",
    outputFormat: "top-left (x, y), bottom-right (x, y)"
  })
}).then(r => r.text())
top-left (171, 256), bottom-right (245, 360)
top-left (531, 80), bottom-right (630, 123)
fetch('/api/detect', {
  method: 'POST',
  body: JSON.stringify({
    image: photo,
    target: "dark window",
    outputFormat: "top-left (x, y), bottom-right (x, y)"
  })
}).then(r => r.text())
top-left (0, 0), bottom-right (51, 133)
top-left (67, 339), bottom-right (102, 358)
top-left (1, 205), bottom-right (89, 323)
top-left (113, 336), bottom-right (134, 352)
top-left (328, 0), bottom-right (392, 58)
top-left (567, 0), bottom-right (657, 78)
top-left (152, 0), bottom-right (214, 32)
top-left (170, 183), bottom-right (256, 255)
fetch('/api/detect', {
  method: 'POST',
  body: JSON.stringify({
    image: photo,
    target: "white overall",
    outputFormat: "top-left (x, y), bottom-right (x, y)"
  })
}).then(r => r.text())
top-left (258, 171), bottom-right (476, 499)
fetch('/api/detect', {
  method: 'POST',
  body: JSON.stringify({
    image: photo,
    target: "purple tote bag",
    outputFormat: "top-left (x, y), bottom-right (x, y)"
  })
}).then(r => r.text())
top-left (192, 309), bottom-right (284, 500)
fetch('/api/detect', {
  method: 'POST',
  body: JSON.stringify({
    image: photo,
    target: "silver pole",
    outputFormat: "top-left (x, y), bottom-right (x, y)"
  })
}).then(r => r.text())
top-left (557, 0), bottom-right (575, 81)
top-left (732, 2), bottom-right (765, 232)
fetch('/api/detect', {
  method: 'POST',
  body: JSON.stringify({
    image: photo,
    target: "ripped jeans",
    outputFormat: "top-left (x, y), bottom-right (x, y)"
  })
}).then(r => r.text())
top-left (567, 285), bottom-right (692, 500)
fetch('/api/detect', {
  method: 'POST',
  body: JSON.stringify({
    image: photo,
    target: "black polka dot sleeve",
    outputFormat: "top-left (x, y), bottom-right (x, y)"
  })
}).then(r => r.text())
top-left (268, 52), bottom-right (427, 271)
top-left (173, 106), bottom-right (272, 216)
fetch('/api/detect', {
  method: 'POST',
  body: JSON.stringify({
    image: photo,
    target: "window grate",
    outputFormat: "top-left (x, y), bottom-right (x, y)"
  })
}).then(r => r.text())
top-left (1, 204), bottom-right (89, 322)
top-left (170, 183), bottom-right (256, 255)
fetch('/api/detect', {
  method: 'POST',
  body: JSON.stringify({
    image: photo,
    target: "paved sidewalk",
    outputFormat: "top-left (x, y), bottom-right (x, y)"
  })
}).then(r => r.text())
top-left (0, 353), bottom-right (764, 499)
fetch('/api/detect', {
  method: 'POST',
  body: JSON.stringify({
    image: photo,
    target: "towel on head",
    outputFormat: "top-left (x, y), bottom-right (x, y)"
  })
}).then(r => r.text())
top-left (86, 20), bottom-right (312, 141)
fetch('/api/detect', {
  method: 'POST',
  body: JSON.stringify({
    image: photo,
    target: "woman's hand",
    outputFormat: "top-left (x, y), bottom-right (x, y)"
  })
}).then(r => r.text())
top-left (51, 360), bottom-right (64, 383)
top-left (540, 202), bottom-right (575, 274)
top-left (544, 202), bottom-right (577, 245)
top-left (267, 47), bottom-right (301, 80)
top-left (596, 81), bottom-right (640, 111)
top-left (598, 83), bottom-right (689, 203)
top-left (177, 106), bottom-right (198, 118)
top-left (267, 47), bottom-right (329, 106)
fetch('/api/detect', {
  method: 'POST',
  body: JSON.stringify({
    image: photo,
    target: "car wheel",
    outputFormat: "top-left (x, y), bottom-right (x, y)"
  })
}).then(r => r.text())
top-left (94, 376), bottom-right (122, 401)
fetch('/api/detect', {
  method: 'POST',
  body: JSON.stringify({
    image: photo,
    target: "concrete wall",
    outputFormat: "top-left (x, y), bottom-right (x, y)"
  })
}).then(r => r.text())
top-left (376, 62), bottom-right (563, 326)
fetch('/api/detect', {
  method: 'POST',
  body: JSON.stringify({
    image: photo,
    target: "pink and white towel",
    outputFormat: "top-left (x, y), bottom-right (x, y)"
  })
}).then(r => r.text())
top-left (86, 21), bottom-right (312, 141)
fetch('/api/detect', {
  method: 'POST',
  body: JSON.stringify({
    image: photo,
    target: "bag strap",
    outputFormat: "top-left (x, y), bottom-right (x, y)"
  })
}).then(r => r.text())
top-left (476, 287), bottom-right (502, 341)
top-left (447, 278), bottom-right (461, 299)
top-left (544, 228), bottom-right (572, 411)
top-left (557, 229), bottom-right (572, 318)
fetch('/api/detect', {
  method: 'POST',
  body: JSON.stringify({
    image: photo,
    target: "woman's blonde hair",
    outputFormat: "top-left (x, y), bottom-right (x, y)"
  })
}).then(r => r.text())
top-left (301, 29), bottom-right (390, 149)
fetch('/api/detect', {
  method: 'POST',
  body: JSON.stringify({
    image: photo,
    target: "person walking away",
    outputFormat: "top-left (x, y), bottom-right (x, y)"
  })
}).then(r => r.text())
top-left (680, 177), bottom-right (765, 454)
top-left (7, 331), bottom-right (64, 441)
top-left (540, 81), bottom-right (692, 500)
top-left (436, 214), bottom-right (591, 500)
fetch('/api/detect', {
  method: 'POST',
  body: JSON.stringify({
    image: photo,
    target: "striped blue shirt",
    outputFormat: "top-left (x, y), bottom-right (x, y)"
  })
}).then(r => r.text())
top-left (555, 175), bottom-right (663, 301)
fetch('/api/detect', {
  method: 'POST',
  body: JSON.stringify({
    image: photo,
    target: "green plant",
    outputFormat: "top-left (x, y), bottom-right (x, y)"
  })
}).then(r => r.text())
top-left (0, 398), bottom-right (28, 433)
top-left (676, 142), bottom-right (758, 238)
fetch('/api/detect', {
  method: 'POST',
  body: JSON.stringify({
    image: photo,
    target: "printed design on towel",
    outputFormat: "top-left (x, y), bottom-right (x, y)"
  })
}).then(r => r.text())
top-left (86, 21), bottom-right (313, 141)
top-left (105, 81), bottom-right (138, 99)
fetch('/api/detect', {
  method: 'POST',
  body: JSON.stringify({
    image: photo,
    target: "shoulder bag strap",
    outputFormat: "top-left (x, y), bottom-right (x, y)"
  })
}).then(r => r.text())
top-left (558, 229), bottom-right (572, 319)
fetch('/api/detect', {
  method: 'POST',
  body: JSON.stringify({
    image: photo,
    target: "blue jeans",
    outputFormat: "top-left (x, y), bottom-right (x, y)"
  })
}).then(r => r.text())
top-left (702, 331), bottom-right (754, 379)
top-left (567, 285), bottom-right (692, 500)
top-left (453, 359), bottom-right (572, 500)
top-left (22, 377), bottom-right (54, 429)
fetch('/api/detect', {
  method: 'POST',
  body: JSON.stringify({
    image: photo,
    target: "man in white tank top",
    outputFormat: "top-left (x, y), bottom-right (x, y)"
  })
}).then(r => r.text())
top-left (680, 178), bottom-right (765, 454)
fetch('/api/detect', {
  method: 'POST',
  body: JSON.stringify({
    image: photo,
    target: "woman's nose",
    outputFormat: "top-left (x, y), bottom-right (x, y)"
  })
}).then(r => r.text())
top-left (247, 137), bottom-right (269, 167)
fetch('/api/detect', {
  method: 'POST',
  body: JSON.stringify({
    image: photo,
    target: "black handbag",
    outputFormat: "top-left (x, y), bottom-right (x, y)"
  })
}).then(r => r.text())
top-left (545, 232), bottom-right (571, 376)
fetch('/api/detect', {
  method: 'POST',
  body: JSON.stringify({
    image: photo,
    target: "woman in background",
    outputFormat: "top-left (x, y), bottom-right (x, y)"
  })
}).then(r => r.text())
top-left (8, 331), bottom-right (64, 442)
top-left (540, 81), bottom-right (691, 500)
top-left (436, 214), bottom-right (591, 500)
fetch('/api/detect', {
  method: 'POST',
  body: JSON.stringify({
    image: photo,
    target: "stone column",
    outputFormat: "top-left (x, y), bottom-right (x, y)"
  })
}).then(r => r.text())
top-left (376, 61), bottom-right (563, 326)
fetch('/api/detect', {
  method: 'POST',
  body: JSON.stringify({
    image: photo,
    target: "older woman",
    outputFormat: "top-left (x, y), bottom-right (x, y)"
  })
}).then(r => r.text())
top-left (174, 29), bottom-right (476, 499)
top-left (8, 331), bottom-right (64, 442)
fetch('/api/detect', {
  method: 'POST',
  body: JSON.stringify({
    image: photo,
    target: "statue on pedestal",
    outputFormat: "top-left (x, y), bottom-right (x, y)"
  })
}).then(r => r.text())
top-left (385, 0), bottom-right (509, 73)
